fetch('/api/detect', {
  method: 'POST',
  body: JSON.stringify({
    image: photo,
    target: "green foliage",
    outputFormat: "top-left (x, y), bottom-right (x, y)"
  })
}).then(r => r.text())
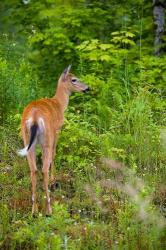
top-left (11, 203), bottom-right (70, 250)
top-left (0, 0), bottom-right (154, 83)
top-left (0, 1), bottom-right (166, 249)
top-left (0, 35), bottom-right (42, 124)
top-left (57, 111), bottom-right (100, 178)
top-left (0, 204), bottom-right (9, 242)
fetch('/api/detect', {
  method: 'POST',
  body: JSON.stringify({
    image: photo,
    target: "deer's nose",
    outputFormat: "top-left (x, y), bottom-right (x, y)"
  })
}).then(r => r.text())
top-left (83, 87), bottom-right (90, 93)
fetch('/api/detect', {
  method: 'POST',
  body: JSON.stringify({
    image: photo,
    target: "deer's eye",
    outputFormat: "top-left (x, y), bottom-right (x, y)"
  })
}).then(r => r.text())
top-left (71, 78), bottom-right (77, 84)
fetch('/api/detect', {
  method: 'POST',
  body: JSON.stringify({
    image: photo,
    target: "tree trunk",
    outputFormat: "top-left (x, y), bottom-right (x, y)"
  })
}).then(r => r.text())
top-left (153, 0), bottom-right (166, 56)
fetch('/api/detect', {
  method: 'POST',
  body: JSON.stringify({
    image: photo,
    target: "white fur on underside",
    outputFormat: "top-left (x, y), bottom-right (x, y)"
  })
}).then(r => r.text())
top-left (17, 146), bottom-right (28, 157)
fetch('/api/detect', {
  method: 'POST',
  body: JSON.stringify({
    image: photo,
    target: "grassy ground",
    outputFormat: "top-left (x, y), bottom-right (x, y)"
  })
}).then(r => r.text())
top-left (0, 112), bottom-right (166, 250)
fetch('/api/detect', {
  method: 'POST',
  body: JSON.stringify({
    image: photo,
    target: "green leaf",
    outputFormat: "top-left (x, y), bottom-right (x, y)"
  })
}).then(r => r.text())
top-left (100, 54), bottom-right (111, 62)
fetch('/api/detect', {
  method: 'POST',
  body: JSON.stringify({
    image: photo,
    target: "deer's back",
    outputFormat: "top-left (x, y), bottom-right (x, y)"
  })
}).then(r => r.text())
top-left (21, 98), bottom-right (64, 132)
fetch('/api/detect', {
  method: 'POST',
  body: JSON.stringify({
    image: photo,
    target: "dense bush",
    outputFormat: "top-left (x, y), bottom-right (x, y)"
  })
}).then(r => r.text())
top-left (0, 35), bottom-right (42, 124)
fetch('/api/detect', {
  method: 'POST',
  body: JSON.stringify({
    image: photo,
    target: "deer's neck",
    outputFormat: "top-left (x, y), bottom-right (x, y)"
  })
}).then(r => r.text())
top-left (54, 84), bottom-right (70, 113)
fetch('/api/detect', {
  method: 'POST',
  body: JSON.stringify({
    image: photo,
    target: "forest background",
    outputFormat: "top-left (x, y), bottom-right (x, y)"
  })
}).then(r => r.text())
top-left (0, 0), bottom-right (166, 249)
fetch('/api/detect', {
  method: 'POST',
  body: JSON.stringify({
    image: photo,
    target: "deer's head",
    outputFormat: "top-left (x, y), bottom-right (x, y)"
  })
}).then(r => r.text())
top-left (59, 65), bottom-right (89, 93)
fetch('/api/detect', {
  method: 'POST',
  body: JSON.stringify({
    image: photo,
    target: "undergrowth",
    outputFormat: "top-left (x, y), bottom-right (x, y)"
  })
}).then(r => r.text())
top-left (0, 35), bottom-right (166, 249)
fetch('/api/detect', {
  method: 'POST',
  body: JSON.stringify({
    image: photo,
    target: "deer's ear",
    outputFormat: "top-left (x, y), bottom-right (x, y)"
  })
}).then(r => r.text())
top-left (61, 65), bottom-right (72, 81)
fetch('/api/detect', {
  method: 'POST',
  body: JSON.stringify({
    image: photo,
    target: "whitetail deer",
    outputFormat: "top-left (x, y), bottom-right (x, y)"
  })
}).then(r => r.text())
top-left (17, 65), bottom-right (89, 215)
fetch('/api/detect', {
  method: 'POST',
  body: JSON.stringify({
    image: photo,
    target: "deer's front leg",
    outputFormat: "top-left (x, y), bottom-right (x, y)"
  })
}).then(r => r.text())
top-left (50, 142), bottom-right (56, 183)
top-left (42, 147), bottom-right (52, 215)
top-left (50, 131), bottom-right (60, 183)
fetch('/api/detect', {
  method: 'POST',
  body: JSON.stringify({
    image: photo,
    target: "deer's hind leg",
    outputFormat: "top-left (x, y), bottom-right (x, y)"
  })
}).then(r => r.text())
top-left (23, 130), bottom-right (38, 215)
top-left (27, 149), bottom-right (38, 215)
top-left (42, 145), bottom-right (53, 215)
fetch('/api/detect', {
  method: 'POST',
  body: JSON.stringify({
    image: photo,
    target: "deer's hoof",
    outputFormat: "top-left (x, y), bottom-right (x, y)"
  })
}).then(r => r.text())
top-left (32, 203), bottom-right (38, 215)
top-left (50, 182), bottom-right (59, 191)
top-left (46, 204), bottom-right (52, 216)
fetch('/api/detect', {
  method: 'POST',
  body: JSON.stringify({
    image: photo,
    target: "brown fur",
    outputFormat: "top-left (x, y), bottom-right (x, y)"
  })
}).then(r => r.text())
top-left (19, 66), bottom-right (89, 215)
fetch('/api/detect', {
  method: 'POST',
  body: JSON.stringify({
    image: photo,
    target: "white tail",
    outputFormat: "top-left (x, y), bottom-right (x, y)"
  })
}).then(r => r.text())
top-left (17, 146), bottom-right (28, 157)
